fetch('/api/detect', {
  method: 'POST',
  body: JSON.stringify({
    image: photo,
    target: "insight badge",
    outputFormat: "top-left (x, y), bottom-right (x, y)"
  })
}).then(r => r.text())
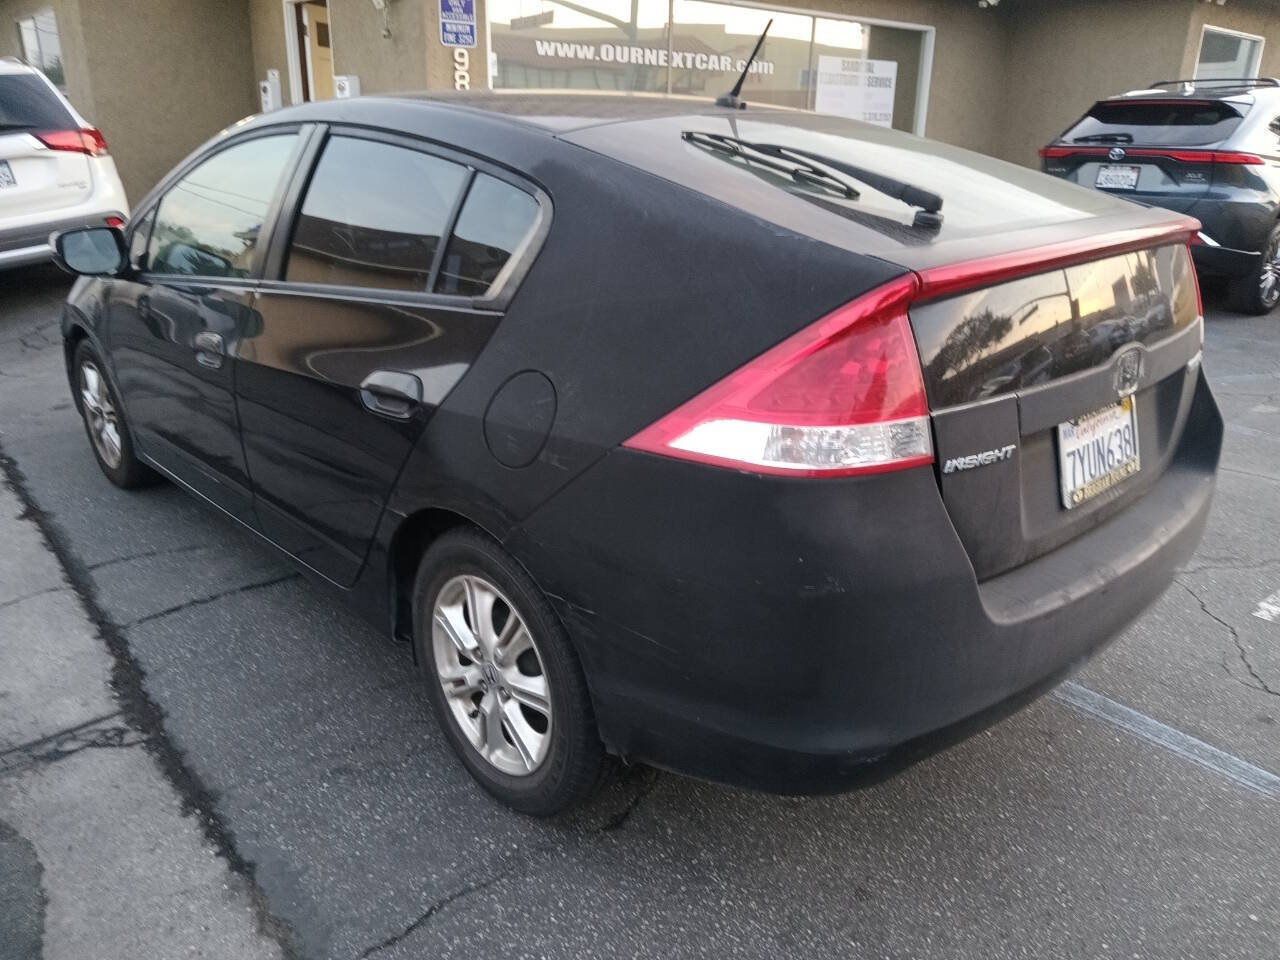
top-left (942, 444), bottom-right (1017, 474)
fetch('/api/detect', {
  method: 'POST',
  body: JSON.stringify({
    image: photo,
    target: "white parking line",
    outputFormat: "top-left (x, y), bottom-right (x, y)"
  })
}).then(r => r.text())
top-left (1052, 681), bottom-right (1280, 799)
top-left (1253, 588), bottom-right (1280, 624)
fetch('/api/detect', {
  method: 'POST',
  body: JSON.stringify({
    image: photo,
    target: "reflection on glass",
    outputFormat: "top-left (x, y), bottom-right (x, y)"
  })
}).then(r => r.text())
top-left (285, 137), bottom-right (467, 292)
top-left (435, 175), bottom-right (538, 297)
top-left (489, 0), bottom-right (671, 92)
top-left (914, 246), bottom-right (1195, 408)
top-left (149, 135), bottom-right (298, 279)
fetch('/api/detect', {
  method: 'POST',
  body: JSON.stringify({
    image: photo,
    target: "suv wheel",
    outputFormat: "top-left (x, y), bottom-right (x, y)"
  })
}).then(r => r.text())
top-left (1230, 224), bottom-right (1280, 315)
top-left (413, 529), bottom-right (604, 815)
top-left (72, 340), bottom-right (157, 488)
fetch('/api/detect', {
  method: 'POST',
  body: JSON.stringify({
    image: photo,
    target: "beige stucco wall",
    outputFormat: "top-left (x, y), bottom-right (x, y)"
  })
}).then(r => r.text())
top-left (331, 0), bottom-right (429, 92)
top-left (248, 0), bottom-right (289, 97)
top-left (998, 0), bottom-right (1200, 167)
top-left (0, 0), bottom-right (95, 118)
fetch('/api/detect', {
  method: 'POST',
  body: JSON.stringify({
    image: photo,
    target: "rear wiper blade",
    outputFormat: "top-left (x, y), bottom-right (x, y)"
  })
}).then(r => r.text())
top-left (682, 130), bottom-right (859, 200)
top-left (684, 131), bottom-right (943, 229)
top-left (1072, 133), bottom-right (1134, 143)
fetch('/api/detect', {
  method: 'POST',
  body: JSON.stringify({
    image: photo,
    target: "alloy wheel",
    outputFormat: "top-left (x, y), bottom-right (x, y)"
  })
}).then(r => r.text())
top-left (79, 359), bottom-right (123, 469)
top-left (431, 573), bottom-right (552, 776)
top-left (1260, 234), bottom-right (1280, 307)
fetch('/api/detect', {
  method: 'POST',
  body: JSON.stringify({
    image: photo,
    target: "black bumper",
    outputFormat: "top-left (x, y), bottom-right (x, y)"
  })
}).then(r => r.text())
top-left (1191, 242), bottom-right (1260, 279)
top-left (511, 372), bottom-right (1222, 793)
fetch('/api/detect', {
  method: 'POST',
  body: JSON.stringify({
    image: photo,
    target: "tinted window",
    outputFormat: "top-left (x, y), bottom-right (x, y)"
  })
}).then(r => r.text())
top-left (1062, 100), bottom-right (1247, 146)
top-left (434, 174), bottom-right (539, 297)
top-left (149, 135), bottom-right (297, 279)
top-left (0, 75), bottom-right (75, 129)
top-left (285, 136), bottom-right (467, 291)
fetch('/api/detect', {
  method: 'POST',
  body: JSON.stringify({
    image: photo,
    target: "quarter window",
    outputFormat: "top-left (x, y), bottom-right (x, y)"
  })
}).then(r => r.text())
top-left (434, 174), bottom-right (539, 297)
top-left (149, 135), bottom-right (298, 279)
top-left (285, 136), bottom-right (468, 291)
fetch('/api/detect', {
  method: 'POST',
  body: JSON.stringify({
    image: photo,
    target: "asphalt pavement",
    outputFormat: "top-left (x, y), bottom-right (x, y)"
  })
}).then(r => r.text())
top-left (0, 263), bottom-right (1277, 959)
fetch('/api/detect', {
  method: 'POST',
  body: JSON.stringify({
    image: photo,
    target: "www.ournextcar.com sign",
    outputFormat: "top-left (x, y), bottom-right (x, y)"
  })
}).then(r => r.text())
top-left (532, 39), bottom-right (776, 74)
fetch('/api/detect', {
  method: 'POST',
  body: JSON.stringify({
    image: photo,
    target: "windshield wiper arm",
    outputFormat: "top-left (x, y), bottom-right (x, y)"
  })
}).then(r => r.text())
top-left (1072, 133), bottom-right (1134, 143)
top-left (683, 131), bottom-right (860, 200)
top-left (684, 131), bottom-right (943, 228)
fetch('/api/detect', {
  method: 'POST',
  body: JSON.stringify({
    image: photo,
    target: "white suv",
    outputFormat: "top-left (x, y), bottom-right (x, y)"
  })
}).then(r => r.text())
top-left (0, 58), bottom-right (127, 269)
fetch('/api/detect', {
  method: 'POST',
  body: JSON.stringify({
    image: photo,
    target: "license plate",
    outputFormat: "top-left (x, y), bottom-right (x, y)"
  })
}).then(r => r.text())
top-left (1057, 396), bottom-right (1140, 509)
top-left (0, 161), bottom-right (14, 188)
top-left (1095, 164), bottom-right (1140, 190)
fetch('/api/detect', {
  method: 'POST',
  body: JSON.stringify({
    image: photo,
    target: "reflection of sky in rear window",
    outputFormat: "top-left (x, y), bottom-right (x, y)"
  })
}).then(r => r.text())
top-left (300, 137), bottom-right (466, 237)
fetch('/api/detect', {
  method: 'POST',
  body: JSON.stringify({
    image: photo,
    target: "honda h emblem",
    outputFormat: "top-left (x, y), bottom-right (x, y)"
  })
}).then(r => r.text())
top-left (1114, 347), bottom-right (1143, 398)
top-left (1108, 147), bottom-right (1127, 161)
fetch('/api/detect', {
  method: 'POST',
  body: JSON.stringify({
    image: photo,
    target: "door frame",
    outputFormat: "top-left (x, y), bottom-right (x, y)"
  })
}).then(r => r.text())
top-left (282, 0), bottom-right (335, 105)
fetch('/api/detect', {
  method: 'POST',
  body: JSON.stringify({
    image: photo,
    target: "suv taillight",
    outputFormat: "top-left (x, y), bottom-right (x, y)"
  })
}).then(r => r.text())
top-left (35, 127), bottom-right (109, 157)
top-left (1038, 145), bottom-right (1263, 165)
top-left (624, 274), bottom-right (934, 477)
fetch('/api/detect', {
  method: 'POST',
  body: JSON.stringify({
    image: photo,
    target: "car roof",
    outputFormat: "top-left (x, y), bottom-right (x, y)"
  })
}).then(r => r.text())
top-left (0, 58), bottom-right (37, 76)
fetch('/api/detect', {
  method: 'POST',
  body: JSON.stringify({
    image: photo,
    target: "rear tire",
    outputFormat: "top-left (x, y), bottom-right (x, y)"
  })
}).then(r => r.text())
top-left (413, 529), bottom-right (604, 815)
top-left (1228, 224), bottom-right (1280, 315)
top-left (71, 340), bottom-right (158, 489)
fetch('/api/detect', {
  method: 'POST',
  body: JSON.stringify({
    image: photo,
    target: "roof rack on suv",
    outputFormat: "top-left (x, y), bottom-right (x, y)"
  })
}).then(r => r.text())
top-left (1152, 77), bottom-right (1280, 90)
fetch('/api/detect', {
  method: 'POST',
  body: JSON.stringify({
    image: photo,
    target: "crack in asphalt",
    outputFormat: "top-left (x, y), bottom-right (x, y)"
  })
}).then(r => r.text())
top-left (0, 717), bottom-right (149, 777)
top-left (0, 583), bottom-right (68, 611)
top-left (85, 542), bottom-right (216, 572)
top-left (123, 573), bottom-right (301, 629)
top-left (0, 711), bottom-right (123, 758)
top-left (1220, 465), bottom-right (1280, 486)
top-left (598, 766), bottom-right (661, 833)
top-left (0, 448), bottom-right (302, 959)
top-left (1176, 579), bottom-right (1280, 699)
top-left (1180, 557), bottom-right (1280, 577)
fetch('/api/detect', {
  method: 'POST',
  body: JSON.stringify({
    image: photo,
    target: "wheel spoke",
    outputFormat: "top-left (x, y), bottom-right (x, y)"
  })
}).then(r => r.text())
top-left (503, 670), bottom-right (549, 715)
top-left (80, 365), bottom-right (101, 414)
top-left (493, 618), bottom-right (529, 664)
top-left (439, 663), bottom-right (483, 699)
top-left (501, 699), bottom-right (541, 771)
top-left (480, 693), bottom-right (506, 758)
top-left (464, 576), bottom-right (499, 656)
top-left (435, 606), bottom-right (481, 661)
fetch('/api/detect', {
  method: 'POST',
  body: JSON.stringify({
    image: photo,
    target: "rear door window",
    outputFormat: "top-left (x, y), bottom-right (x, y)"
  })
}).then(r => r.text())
top-left (0, 74), bottom-right (75, 131)
top-left (284, 135), bottom-right (468, 292)
top-left (1062, 100), bottom-right (1248, 146)
top-left (149, 134), bottom-right (298, 279)
top-left (433, 174), bottom-right (539, 297)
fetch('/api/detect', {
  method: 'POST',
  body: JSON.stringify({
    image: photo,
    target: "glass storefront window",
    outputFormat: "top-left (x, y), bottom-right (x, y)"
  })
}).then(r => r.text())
top-left (487, 0), bottom-right (930, 134)
top-left (488, 0), bottom-right (672, 92)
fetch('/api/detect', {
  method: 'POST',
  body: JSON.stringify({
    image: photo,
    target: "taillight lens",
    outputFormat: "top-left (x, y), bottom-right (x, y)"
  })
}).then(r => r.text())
top-left (35, 127), bottom-right (109, 157)
top-left (1038, 145), bottom-right (1262, 165)
top-left (624, 274), bottom-right (934, 477)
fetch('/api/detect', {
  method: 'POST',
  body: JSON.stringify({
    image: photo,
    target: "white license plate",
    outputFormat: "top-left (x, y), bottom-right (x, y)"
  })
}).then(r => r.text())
top-left (0, 161), bottom-right (14, 189)
top-left (1095, 164), bottom-right (1140, 190)
top-left (1057, 396), bottom-right (1140, 509)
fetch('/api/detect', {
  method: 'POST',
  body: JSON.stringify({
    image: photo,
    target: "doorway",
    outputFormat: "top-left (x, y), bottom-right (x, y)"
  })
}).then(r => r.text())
top-left (284, 0), bottom-right (335, 103)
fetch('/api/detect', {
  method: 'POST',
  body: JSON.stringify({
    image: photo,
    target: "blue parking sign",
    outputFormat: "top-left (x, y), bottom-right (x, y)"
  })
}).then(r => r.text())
top-left (440, 0), bottom-right (476, 47)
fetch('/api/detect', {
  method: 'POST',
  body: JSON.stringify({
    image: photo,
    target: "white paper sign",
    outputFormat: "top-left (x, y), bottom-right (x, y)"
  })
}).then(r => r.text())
top-left (814, 56), bottom-right (897, 127)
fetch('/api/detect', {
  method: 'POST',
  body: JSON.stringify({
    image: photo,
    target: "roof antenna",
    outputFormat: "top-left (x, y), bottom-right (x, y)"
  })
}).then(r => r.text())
top-left (715, 19), bottom-right (772, 110)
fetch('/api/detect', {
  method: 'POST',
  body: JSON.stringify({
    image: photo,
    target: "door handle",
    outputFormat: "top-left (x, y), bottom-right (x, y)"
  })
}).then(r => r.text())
top-left (194, 331), bottom-right (224, 369)
top-left (360, 370), bottom-right (423, 420)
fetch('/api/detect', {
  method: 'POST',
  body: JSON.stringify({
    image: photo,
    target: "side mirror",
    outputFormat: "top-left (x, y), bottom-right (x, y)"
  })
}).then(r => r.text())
top-left (52, 226), bottom-right (127, 277)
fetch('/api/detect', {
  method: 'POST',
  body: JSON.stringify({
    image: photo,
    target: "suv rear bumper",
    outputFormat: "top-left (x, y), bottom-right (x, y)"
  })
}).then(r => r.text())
top-left (1192, 240), bottom-right (1261, 279)
top-left (512, 370), bottom-right (1222, 793)
top-left (0, 210), bottom-right (126, 268)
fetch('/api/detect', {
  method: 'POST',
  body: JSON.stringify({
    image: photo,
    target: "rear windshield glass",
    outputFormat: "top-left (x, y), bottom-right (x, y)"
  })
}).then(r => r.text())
top-left (0, 74), bottom-right (75, 131)
top-left (1062, 100), bottom-right (1247, 146)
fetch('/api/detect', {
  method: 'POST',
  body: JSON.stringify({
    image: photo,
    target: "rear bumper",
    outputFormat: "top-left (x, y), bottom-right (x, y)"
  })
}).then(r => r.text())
top-left (0, 210), bottom-right (126, 268)
top-left (512, 371), bottom-right (1222, 793)
top-left (1191, 241), bottom-right (1260, 279)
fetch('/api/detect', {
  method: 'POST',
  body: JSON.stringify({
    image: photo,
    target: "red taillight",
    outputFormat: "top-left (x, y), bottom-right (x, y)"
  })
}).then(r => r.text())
top-left (623, 274), bottom-right (934, 477)
top-left (104, 216), bottom-right (125, 229)
top-left (1038, 145), bottom-right (1262, 165)
top-left (35, 127), bottom-right (109, 157)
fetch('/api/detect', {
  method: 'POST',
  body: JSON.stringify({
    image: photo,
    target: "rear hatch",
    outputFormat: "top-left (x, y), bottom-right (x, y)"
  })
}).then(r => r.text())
top-left (0, 72), bottom-right (94, 220)
top-left (912, 238), bottom-right (1203, 579)
top-left (1040, 96), bottom-right (1253, 212)
top-left (561, 104), bottom-right (1205, 579)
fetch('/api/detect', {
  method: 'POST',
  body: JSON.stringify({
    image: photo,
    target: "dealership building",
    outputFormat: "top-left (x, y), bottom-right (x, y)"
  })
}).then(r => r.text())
top-left (4, 0), bottom-right (1280, 202)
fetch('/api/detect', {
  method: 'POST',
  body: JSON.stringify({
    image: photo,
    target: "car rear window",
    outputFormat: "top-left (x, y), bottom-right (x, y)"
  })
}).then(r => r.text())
top-left (1062, 100), bottom-right (1248, 146)
top-left (0, 74), bottom-right (75, 131)
top-left (433, 174), bottom-right (539, 297)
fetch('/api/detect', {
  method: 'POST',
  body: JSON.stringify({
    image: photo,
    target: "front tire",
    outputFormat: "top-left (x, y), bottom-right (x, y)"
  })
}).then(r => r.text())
top-left (1228, 224), bottom-right (1280, 315)
top-left (71, 340), bottom-right (157, 489)
top-left (413, 529), bottom-right (604, 815)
